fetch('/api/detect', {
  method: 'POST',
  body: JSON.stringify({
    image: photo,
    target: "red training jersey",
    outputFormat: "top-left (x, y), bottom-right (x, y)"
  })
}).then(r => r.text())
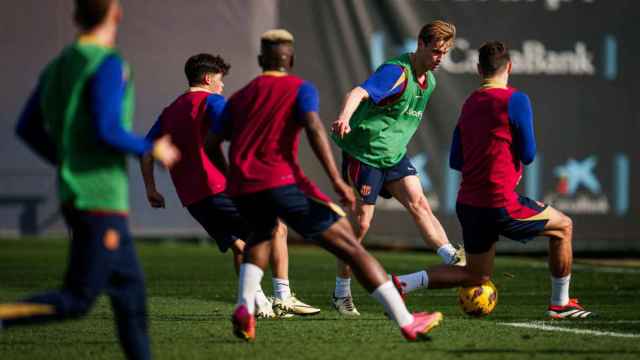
top-left (159, 91), bottom-right (226, 206)
top-left (224, 73), bottom-right (330, 202)
top-left (456, 87), bottom-right (522, 208)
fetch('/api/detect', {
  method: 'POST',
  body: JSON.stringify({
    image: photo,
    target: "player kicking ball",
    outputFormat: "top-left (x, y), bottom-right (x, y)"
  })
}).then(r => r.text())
top-left (391, 41), bottom-right (594, 320)
top-left (330, 20), bottom-right (465, 316)
top-left (140, 53), bottom-right (319, 319)
top-left (208, 29), bottom-right (444, 342)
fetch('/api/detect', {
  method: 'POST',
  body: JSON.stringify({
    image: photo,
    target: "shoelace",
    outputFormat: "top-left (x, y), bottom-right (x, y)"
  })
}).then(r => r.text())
top-left (342, 297), bottom-right (355, 311)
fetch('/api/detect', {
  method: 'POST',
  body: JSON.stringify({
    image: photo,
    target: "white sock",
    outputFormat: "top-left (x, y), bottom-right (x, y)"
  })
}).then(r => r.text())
top-left (372, 281), bottom-right (414, 327)
top-left (255, 287), bottom-right (269, 307)
top-left (436, 244), bottom-right (457, 264)
top-left (334, 277), bottom-right (351, 298)
top-left (236, 263), bottom-right (264, 314)
top-left (396, 271), bottom-right (429, 293)
top-left (550, 274), bottom-right (571, 306)
top-left (272, 277), bottom-right (291, 300)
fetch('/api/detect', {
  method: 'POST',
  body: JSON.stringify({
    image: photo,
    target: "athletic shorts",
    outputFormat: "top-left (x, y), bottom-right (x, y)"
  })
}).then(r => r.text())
top-left (186, 194), bottom-right (249, 253)
top-left (342, 152), bottom-right (417, 204)
top-left (456, 195), bottom-right (551, 254)
top-left (232, 184), bottom-right (344, 244)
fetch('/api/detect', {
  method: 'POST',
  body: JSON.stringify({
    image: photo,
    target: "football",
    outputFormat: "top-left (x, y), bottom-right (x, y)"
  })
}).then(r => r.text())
top-left (458, 280), bottom-right (498, 317)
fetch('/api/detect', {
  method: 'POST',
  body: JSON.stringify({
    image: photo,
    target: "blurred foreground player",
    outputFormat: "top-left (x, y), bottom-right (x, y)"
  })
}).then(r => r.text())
top-left (392, 41), bottom-right (594, 319)
top-left (0, 1), bottom-right (180, 359)
top-left (209, 29), bottom-right (444, 342)
top-left (140, 53), bottom-right (319, 318)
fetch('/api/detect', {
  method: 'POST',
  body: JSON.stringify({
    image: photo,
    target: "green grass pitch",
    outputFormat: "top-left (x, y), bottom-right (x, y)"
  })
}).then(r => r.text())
top-left (1, 238), bottom-right (639, 359)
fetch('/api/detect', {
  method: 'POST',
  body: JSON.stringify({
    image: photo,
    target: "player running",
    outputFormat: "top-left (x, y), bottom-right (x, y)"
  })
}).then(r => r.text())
top-left (330, 20), bottom-right (465, 315)
top-left (392, 41), bottom-right (594, 319)
top-left (139, 53), bottom-right (319, 318)
top-left (0, 1), bottom-right (180, 359)
top-left (208, 29), bottom-right (444, 342)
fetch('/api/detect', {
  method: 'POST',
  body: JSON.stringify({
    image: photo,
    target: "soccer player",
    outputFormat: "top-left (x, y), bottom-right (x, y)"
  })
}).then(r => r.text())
top-left (209, 29), bottom-right (443, 342)
top-left (329, 20), bottom-right (464, 315)
top-left (392, 41), bottom-right (594, 319)
top-left (0, 1), bottom-right (180, 359)
top-left (139, 53), bottom-right (319, 318)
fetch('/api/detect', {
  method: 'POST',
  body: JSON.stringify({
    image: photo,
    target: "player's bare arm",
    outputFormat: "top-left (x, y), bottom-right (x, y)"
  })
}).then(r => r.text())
top-left (139, 152), bottom-right (165, 208)
top-left (331, 87), bottom-right (369, 138)
top-left (204, 132), bottom-right (229, 174)
top-left (303, 112), bottom-right (355, 210)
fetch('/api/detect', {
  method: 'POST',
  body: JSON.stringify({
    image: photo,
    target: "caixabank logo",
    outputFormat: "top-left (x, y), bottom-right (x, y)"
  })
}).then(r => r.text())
top-left (543, 156), bottom-right (610, 214)
top-left (542, 155), bottom-right (630, 215)
top-left (370, 35), bottom-right (617, 80)
top-left (440, 37), bottom-right (617, 80)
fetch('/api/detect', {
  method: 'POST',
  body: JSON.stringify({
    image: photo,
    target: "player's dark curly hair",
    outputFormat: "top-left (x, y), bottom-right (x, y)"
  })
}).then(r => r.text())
top-left (184, 54), bottom-right (231, 86)
top-left (74, 0), bottom-right (113, 30)
top-left (478, 41), bottom-right (511, 77)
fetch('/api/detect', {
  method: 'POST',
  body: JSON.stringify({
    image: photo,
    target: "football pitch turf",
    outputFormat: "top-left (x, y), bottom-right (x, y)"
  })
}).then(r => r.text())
top-left (1, 238), bottom-right (639, 359)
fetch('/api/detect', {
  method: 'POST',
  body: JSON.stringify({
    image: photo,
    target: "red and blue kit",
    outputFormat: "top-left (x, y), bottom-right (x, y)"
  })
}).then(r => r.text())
top-left (146, 92), bottom-right (248, 252)
top-left (147, 91), bottom-right (227, 206)
top-left (450, 85), bottom-right (548, 253)
top-left (216, 72), bottom-right (343, 241)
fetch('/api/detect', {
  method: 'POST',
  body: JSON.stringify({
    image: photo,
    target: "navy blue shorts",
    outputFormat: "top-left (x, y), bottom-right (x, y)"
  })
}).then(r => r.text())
top-left (456, 195), bottom-right (551, 254)
top-left (232, 185), bottom-right (344, 244)
top-left (186, 194), bottom-right (249, 253)
top-left (62, 207), bottom-right (145, 296)
top-left (342, 153), bottom-right (417, 204)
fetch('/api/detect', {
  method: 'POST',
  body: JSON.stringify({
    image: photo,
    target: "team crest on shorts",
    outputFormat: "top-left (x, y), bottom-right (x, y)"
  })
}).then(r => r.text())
top-left (104, 229), bottom-right (120, 251)
top-left (360, 185), bottom-right (372, 196)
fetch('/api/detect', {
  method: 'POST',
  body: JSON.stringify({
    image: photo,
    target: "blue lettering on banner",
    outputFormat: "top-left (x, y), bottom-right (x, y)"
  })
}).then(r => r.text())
top-left (524, 154), bottom-right (542, 200)
top-left (614, 153), bottom-right (629, 216)
top-left (604, 34), bottom-right (618, 80)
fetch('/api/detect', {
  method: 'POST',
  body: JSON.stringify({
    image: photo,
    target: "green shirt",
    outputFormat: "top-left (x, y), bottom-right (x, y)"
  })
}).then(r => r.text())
top-left (332, 53), bottom-right (436, 168)
top-left (40, 42), bottom-right (135, 212)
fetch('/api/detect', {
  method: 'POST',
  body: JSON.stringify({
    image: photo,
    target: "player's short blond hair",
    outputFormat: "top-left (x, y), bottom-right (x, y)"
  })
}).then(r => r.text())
top-left (260, 29), bottom-right (294, 44)
top-left (418, 20), bottom-right (456, 48)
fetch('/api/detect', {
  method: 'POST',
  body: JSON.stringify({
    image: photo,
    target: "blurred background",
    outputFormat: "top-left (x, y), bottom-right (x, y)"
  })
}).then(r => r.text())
top-left (1, 0), bottom-right (637, 252)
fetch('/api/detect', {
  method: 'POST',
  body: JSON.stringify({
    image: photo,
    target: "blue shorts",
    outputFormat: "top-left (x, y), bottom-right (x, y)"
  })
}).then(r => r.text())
top-left (232, 184), bottom-right (344, 244)
top-left (186, 194), bottom-right (249, 253)
top-left (61, 207), bottom-right (145, 301)
top-left (342, 153), bottom-right (417, 204)
top-left (456, 195), bottom-right (551, 254)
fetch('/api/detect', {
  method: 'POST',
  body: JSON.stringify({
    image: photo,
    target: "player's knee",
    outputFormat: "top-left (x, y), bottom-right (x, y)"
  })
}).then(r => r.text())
top-left (231, 240), bottom-right (245, 255)
top-left (274, 221), bottom-right (288, 238)
top-left (406, 195), bottom-right (431, 217)
top-left (357, 219), bottom-right (370, 237)
top-left (559, 214), bottom-right (573, 239)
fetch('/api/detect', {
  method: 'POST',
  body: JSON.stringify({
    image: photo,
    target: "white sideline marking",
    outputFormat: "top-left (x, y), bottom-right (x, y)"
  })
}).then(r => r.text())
top-left (499, 321), bottom-right (640, 338)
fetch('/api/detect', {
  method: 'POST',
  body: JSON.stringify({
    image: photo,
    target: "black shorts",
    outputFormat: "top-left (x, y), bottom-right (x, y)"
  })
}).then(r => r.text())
top-left (233, 184), bottom-right (344, 244)
top-left (186, 194), bottom-right (249, 253)
top-left (342, 153), bottom-right (417, 204)
top-left (456, 195), bottom-right (551, 254)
